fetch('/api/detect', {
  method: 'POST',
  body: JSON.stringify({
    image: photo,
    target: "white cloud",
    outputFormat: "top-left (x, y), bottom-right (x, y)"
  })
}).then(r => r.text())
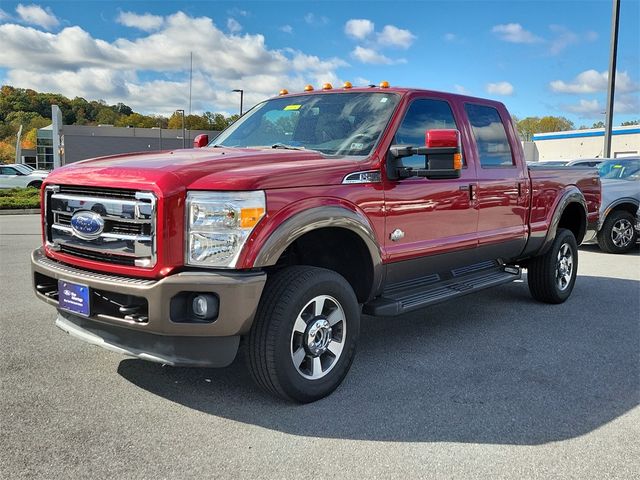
top-left (0, 9), bottom-right (10, 21)
top-left (117, 11), bottom-right (164, 32)
top-left (0, 11), bottom-right (349, 114)
top-left (492, 23), bottom-right (541, 43)
top-left (454, 84), bottom-right (470, 94)
top-left (227, 8), bottom-right (248, 17)
top-left (227, 18), bottom-right (242, 33)
top-left (550, 70), bottom-right (638, 94)
top-left (353, 76), bottom-right (371, 86)
top-left (378, 25), bottom-right (415, 49)
top-left (486, 81), bottom-right (514, 96)
top-left (443, 33), bottom-right (458, 42)
top-left (16, 3), bottom-right (59, 30)
top-left (304, 13), bottom-right (328, 26)
top-left (351, 46), bottom-right (394, 65)
top-left (279, 24), bottom-right (293, 34)
top-left (345, 19), bottom-right (374, 40)
top-left (561, 95), bottom-right (639, 117)
top-left (548, 24), bottom-right (579, 55)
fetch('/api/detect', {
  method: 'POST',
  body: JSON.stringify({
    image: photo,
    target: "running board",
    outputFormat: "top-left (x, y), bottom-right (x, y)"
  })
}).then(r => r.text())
top-left (363, 266), bottom-right (521, 316)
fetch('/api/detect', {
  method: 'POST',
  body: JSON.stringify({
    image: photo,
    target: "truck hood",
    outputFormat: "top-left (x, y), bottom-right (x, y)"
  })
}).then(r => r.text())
top-left (45, 147), bottom-right (369, 195)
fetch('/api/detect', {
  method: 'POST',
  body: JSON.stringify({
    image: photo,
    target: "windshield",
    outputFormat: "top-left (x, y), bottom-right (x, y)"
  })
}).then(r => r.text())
top-left (597, 159), bottom-right (640, 179)
top-left (212, 92), bottom-right (400, 156)
top-left (13, 164), bottom-right (33, 174)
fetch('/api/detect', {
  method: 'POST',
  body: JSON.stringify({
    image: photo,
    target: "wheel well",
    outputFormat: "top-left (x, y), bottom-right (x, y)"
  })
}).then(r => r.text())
top-left (270, 227), bottom-right (374, 303)
top-left (27, 180), bottom-right (42, 188)
top-left (607, 202), bottom-right (639, 218)
top-left (558, 202), bottom-right (587, 244)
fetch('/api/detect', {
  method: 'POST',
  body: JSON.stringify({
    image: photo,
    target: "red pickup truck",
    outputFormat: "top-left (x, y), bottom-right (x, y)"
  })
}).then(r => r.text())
top-left (31, 84), bottom-right (600, 402)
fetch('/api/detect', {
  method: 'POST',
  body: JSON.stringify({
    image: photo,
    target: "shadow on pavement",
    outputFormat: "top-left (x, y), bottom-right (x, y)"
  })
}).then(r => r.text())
top-left (118, 275), bottom-right (639, 445)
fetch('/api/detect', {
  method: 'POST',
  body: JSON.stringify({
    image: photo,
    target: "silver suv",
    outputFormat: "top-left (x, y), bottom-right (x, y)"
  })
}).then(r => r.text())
top-left (586, 158), bottom-right (640, 253)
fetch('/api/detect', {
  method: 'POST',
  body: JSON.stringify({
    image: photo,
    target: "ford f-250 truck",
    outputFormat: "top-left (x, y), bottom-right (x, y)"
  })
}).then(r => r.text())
top-left (31, 84), bottom-right (601, 403)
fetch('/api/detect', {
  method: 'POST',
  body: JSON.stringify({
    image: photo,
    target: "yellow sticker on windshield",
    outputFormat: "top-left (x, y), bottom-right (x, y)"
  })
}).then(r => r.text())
top-left (284, 104), bottom-right (301, 111)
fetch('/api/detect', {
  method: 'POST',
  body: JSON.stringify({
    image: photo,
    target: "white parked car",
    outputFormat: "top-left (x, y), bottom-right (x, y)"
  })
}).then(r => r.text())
top-left (8, 163), bottom-right (51, 175)
top-left (0, 164), bottom-right (48, 189)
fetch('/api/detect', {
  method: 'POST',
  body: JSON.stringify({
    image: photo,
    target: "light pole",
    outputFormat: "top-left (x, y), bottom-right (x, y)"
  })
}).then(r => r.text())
top-left (176, 109), bottom-right (185, 148)
top-left (604, 0), bottom-right (620, 158)
top-left (232, 89), bottom-right (244, 116)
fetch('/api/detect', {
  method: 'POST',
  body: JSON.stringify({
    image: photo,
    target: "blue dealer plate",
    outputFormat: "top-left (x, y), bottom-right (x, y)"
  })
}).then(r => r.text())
top-left (58, 280), bottom-right (90, 316)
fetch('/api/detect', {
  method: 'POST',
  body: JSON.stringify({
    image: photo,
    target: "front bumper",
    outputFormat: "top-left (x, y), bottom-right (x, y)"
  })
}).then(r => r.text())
top-left (31, 248), bottom-right (267, 366)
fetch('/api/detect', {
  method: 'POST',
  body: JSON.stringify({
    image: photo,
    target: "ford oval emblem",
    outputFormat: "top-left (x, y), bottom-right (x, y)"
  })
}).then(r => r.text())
top-left (70, 210), bottom-right (105, 240)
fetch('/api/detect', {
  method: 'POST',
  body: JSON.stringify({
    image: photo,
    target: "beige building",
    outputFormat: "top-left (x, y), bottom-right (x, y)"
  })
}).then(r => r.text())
top-left (528, 125), bottom-right (640, 162)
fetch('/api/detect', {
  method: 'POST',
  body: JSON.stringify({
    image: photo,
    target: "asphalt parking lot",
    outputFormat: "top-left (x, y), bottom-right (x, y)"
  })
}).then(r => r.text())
top-left (1, 214), bottom-right (638, 479)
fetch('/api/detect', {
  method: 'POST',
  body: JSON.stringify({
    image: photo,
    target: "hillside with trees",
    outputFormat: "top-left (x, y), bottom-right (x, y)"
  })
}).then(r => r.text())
top-left (0, 85), bottom-right (239, 163)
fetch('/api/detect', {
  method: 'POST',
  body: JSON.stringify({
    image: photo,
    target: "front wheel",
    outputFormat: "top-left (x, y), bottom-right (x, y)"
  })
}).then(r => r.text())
top-left (597, 210), bottom-right (638, 254)
top-left (247, 266), bottom-right (360, 403)
top-left (27, 181), bottom-right (42, 189)
top-left (527, 228), bottom-right (578, 304)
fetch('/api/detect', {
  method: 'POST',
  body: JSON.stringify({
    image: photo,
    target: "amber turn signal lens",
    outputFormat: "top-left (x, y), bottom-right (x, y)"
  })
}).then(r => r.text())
top-left (240, 207), bottom-right (265, 228)
top-left (379, 81), bottom-right (390, 88)
top-left (304, 84), bottom-right (314, 91)
top-left (453, 153), bottom-right (463, 170)
top-left (279, 89), bottom-right (289, 95)
top-left (322, 83), bottom-right (333, 90)
top-left (343, 81), bottom-right (353, 89)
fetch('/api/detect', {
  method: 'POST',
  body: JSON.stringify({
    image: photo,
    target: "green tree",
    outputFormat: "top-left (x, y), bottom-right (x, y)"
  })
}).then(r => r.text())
top-left (620, 120), bottom-right (639, 126)
top-left (592, 121), bottom-right (605, 128)
top-left (114, 113), bottom-right (158, 128)
top-left (95, 107), bottom-right (119, 125)
top-left (516, 116), bottom-right (574, 140)
top-left (0, 141), bottom-right (16, 164)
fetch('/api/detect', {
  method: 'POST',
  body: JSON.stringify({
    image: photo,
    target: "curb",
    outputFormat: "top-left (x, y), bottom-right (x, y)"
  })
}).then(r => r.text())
top-left (0, 208), bottom-right (41, 215)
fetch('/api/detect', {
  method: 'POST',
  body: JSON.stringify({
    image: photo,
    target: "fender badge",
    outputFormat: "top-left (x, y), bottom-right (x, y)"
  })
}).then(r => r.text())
top-left (390, 229), bottom-right (405, 242)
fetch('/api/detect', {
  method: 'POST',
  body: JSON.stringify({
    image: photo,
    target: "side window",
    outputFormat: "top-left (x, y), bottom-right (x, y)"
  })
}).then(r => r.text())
top-left (395, 99), bottom-right (459, 170)
top-left (0, 167), bottom-right (17, 175)
top-left (465, 103), bottom-right (514, 167)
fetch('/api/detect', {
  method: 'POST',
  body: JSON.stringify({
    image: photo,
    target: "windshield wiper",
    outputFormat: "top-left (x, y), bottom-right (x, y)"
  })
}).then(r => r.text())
top-left (271, 143), bottom-right (306, 150)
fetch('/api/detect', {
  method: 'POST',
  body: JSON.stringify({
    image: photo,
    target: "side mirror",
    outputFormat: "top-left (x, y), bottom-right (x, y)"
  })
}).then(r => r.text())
top-left (388, 129), bottom-right (462, 180)
top-left (193, 134), bottom-right (209, 148)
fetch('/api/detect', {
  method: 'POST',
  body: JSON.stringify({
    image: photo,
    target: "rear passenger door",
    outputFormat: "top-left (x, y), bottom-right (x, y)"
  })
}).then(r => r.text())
top-left (464, 103), bottom-right (529, 259)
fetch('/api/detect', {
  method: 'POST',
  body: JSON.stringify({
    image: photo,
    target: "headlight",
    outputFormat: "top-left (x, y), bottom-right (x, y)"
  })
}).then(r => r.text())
top-left (186, 191), bottom-right (266, 268)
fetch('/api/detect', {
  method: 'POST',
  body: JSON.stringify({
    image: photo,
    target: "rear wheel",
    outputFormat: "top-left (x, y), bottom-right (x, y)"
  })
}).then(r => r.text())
top-left (597, 210), bottom-right (638, 254)
top-left (527, 228), bottom-right (578, 304)
top-left (247, 266), bottom-right (360, 403)
top-left (27, 181), bottom-right (42, 189)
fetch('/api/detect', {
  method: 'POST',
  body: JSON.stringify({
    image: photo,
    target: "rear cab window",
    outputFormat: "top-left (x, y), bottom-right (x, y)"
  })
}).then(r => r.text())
top-left (464, 103), bottom-right (514, 168)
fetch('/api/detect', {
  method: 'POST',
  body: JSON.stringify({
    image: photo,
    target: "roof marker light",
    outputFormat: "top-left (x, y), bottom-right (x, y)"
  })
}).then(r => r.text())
top-left (343, 81), bottom-right (353, 89)
top-left (304, 84), bottom-right (314, 91)
top-left (379, 81), bottom-right (390, 88)
top-left (322, 83), bottom-right (333, 90)
top-left (279, 89), bottom-right (289, 95)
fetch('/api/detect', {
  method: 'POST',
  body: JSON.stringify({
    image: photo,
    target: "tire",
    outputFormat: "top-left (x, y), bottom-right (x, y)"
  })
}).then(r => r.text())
top-left (596, 210), bottom-right (638, 254)
top-left (527, 228), bottom-right (578, 304)
top-left (27, 181), bottom-right (42, 189)
top-left (247, 266), bottom-right (360, 403)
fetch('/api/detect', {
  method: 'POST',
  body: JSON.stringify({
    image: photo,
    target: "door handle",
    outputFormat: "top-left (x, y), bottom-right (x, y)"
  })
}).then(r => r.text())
top-left (459, 184), bottom-right (477, 201)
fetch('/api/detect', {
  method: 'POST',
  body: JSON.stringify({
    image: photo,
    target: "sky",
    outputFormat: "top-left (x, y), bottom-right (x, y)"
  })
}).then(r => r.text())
top-left (0, 0), bottom-right (638, 126)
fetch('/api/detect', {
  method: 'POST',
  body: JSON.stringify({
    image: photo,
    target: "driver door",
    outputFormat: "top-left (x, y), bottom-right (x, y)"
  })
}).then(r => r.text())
top-left (383, 96), bottom-right (479, 279)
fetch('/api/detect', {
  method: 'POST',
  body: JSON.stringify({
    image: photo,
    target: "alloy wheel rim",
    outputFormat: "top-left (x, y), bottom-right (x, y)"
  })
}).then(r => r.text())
top-left (555, 243), bottom-right (574, 291)
top-left (611, 219), bottom-right (634, 247)
top-left (290, 295), bottom-right (346, 380)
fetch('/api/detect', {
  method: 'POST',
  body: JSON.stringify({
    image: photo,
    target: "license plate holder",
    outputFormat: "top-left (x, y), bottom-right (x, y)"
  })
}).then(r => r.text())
top-left (58, 280), bottom-right (91, 317)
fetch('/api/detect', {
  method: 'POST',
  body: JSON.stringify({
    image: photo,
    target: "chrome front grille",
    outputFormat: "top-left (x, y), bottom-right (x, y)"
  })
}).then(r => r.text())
top-left (45, 185), bottom-right (157, 268)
